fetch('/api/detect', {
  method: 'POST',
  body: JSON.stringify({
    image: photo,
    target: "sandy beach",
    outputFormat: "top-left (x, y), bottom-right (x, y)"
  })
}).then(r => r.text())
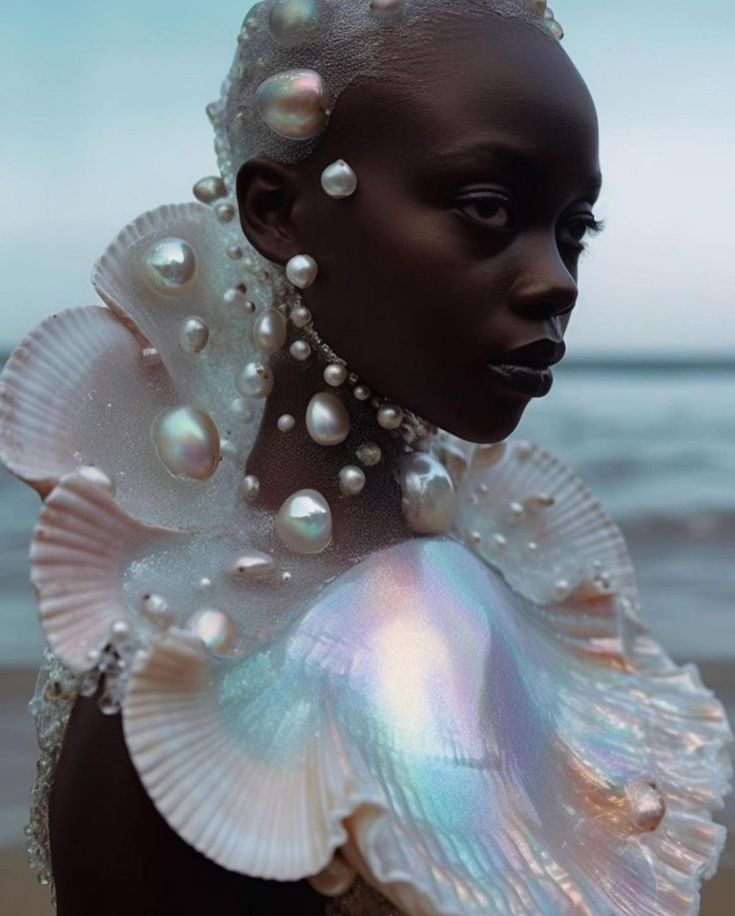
top-left (1, 666), bottom-right (733, 915)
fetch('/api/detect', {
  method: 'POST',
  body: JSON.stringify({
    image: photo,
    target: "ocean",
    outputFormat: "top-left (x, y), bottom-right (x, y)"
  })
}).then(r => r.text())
top-left (1, 359), bottom-right (733, 669)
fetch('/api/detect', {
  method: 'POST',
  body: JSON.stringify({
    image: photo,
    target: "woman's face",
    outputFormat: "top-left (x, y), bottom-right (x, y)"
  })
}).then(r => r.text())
top-left (238, 14), bottom-right (602, 443)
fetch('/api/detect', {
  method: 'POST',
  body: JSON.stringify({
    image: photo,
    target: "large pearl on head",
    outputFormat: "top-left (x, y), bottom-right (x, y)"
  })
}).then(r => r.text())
top-left (152, 407), bottom-right (220, 480)
top-left (400, 452), bottom-right (456, 535)
top-left (321, 160), bottom-right (358, 199)
top-left (268, 0), bottom-right (319, 46)
top-left (255, 69), bottom-right (329, 140)
top-left (276, 489), bottom-right (332, 554)
top-left (178, 316), bottom-right (209, 354)
top-left (186, 608), bottom-right (239, 657)
top-left (286, 254), bottom-right (318, 289)
top-left (252, 308), bottom-right (287, 353)
top-left (306, 392), bottom-right (350, 446)
top-left (235, 361), bottom-right (274, 398)
top-left (144, 238), bottom-right (197, 293)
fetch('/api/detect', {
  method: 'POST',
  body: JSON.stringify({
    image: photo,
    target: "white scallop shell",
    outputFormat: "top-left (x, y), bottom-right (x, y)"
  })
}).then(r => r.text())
top-left (30, 473), bottom-right (174, 672)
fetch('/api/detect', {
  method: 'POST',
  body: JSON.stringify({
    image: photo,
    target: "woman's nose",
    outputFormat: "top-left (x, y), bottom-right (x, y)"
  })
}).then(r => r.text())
top-left (507, 236), bottom-right (578, 322)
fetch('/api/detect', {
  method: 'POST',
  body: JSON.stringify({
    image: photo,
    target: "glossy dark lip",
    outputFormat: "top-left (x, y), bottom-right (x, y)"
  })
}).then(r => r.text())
top-left (485, 362), bottom-right (554, 397)
top-left (495, 339), bottom-right (567, 369)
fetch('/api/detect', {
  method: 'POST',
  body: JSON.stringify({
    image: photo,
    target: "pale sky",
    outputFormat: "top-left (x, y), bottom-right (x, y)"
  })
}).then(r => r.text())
top-left (1, 0), bottom-right (733, 354)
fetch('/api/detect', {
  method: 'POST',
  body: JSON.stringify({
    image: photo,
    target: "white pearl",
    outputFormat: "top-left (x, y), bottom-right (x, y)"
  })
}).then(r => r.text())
top-left (186, 608), bottom-right (239, 657)
top-left (290, 340), bottom-right (311, 361)
top-left (192, 175), bottom-right (227, 204)
top-left (278, 414), bottom-right (296, 433)
top-left (492, 533), bottom-right (507, 549)
top-left (140, 593), bottom-right (173, 629)
top-left (255, 69), bottom-right (329, 140)
top-left (153, 406), bottom-right (220, 480)
top-left (377, 404), bottom-right (404, 431)
top-left (241, 475), bottom-right (260, 502)
top-left (524, 492), bottom-right (555, 513)
top-left (223, 287), bottom-right (252, 312)
top-left (198, 577), bottom-right (214, 591)
top-left (144, 238), bottom-right (197, 293)
top-left (286, 254), bottom-right (318, 289)
top-left (236, 361), bottom-right (274, 398)
top-left (506, 501), bottom-right (526, 523)
top-left (179, 316), bottom-right (210, 354)
top-left (215, 202), bottom-right (236, 223)
top-left (268, 0), bottom-right (319, 46)
top-left (400, 452), bottom-right (456, 535)
top-left (353, 385), bottom-right (371, 401)
top-left (276, 489), bottom-right (332, 554)
top-left (625, 779), bottom-right (666, 832)
top-left (321, 160), bottom-right (358, 199)
top-left (324, 363), bottom-right (348, 387)
top-left (109, 619), bottom-right (131, 648)
top-left (306, 392), bottom-right (350, 446)
top-left (290, 306), bottom-right (312, 327)
top-left (252, 308), bottom-right (287, 353)
top-left (339, 465), bottom-right (366, 497)
top-left (226, 244), bottom-right (243, 260)
top-left (356, 442), bottom-right (382, 467)
top-left (232, 549), bottom-right (276, 581)
top-left (230, 397), bottom-right (256, 422)
top-left (553, 578), bottom-right (572, 601)
top-left (75, 466), bottom-right (116, 496)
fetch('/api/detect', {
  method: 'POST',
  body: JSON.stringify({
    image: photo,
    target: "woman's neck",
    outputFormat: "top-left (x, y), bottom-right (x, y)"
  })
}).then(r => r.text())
top-left (244, 346), bottom-right (417, 551)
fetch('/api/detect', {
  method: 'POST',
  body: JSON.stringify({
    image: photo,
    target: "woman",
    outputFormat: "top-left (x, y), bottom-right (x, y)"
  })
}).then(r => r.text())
top-left (1, 2), bottom-right (731, 913)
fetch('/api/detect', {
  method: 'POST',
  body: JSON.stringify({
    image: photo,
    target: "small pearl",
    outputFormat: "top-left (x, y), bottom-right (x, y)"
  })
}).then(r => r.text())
top-left (236, 361), bottom-right (274, 398)
top-left (179, 316), bottom-right (210, 354)
top-left (255, 69), bottom-right (329, 140)
top-left (223, 287), bottom-right (249, 309)
top-left (324, 363), bottom-right (348, 387)
top-left (625, 779), bottom-right (666, 832)
top-left (109, 619), bottom-right (131, 648)
top-left (492, 533), bottom-right (508, 549)
top-left (470, 531), bottom-right (483, 545)
top-left (506, 501), bottom-right (526, 523)
top-left (140, 593), bottom-right (173, 628)
top-left (153, 406), bottom-right (220, 480)
top-left (232, 549), bottom-right (276, 581)
top-left (241, 475), bottom-right (260, 502)
top-left (553, 578), bottom-right (572, 601)
top-left (339, 465), bottom-right (366, 497)
top-left (286, 254), bottom-right (318, 289)
top-left (353, 385), bottom-right (371, 401)
top-left (356, 442), bottom-right (382, 467)
top-left (290, 340), bottom-right (311, 361)
top-left (192, 176), bottom-right (227, 204)
top-left (527, 541), bottom-right (539, 552)
top-left (281, 571), bottom-right (292, 583)
top-left (290, 306), bottom-right (312, 327)
top-left (276, 489), bottom-right (333, 554)
top-left (198, 577), bottom-right (213, 591)
top-left (215, 202), bottom-right (236, 223)
top-left (252, 308), bottom-right (287, 353)
top-left (186, 608), bottom-right (239, 657)
top-left (278, 414), bottom-right (296, 432)
top-left (377, 404), bottom-right (404, 431)
top-left (142, 347), bottom-right (161, 367)
top-left (75, 466), bottom-right (116, 496)
top-left (144, 238), bottom-right (197, 293)
top-left (220, 438), bottom-right (237, 459)
top-left (244, 300), bottom-right (257, 314)
top-left (306, 392), bottom-right (350, 446)
top-left (226, 244), bottom-right (243, 260)
top-left (230, 397), bottom-right (256, 422)
top-left (321, 159), bottom-right (359, 199)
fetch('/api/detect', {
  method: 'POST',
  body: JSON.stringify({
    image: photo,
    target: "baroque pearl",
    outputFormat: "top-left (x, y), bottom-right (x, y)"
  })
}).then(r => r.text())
top-left (356, 442), bottom-right (382, 467)
top-left (306, 392), bottom-right (350, 446)
top-left (186, 608), bottom-right (239, 657)
top-left (241, 475), bottom-right (260, 502)
top-left (286, 254), bottom-right (318, 289)
top-left (236, 361), bottom-right (274, 398)
top-left (140, 593), bottom-right (174, 629)
top-left (324, 363), bottom-right (348, 387)
top-left (290, 340), bottom-right (311, 361)
top-left (278, 414), bottom-right (296, 432)
top-left (377, 404), bottom-right (404, 430)
top-left (339, 465), bottom-right (366, 497)
top-left (625, 779), bottom-right (666, 832)
top-left (232, 549), bottom-right (276, 581)
top-left (252, 308), bottom-right (287, 353)
top-left (75, 466), bottom-right (116, 496)
top-left (192, 175), bottom-right (227, 204)
top-left (276, 489), bottom-right (332, 554)
top-left (178, 316), bottom-right (210, 354)
top-left (321, 160), bottom-right (359, 199)
top-left (255, 69), bottom-right (329, 140)
top-left (144, 238), bottom-right (197, 293)
top-left (400, 452), bottom-right (456, 535)
top-left (268, 0), bottom-right (319, 46)
top-left (152, 407), bottom-right (220, 480)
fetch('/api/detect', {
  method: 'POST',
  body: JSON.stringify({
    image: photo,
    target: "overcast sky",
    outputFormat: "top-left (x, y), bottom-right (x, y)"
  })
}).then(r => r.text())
top-left (1, 0), bottom-right (733, 354)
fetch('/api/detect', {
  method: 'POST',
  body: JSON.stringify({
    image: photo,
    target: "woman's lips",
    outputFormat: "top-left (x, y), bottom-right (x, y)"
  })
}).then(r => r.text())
top-left (485, 362), bottom-right (554, 397)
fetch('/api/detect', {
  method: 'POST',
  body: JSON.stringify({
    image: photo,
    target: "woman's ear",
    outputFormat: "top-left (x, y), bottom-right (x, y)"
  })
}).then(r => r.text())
top-left (235, 158), bottom-right (298, 265)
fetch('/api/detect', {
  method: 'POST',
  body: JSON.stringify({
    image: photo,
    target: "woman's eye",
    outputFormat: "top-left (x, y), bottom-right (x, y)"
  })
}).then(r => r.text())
top-left (560, 214), bottom-right (604, 247)
top-left (456, 193), bottom-right (513, 230)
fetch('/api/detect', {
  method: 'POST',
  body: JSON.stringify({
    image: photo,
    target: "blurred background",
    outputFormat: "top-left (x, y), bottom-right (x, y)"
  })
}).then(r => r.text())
top-left (1, 1), bottom-right (733, 912)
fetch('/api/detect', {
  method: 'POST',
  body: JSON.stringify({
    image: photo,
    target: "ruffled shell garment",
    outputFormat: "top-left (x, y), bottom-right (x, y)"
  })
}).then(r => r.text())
top-left (2, 201), bottom-right (732, 915)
